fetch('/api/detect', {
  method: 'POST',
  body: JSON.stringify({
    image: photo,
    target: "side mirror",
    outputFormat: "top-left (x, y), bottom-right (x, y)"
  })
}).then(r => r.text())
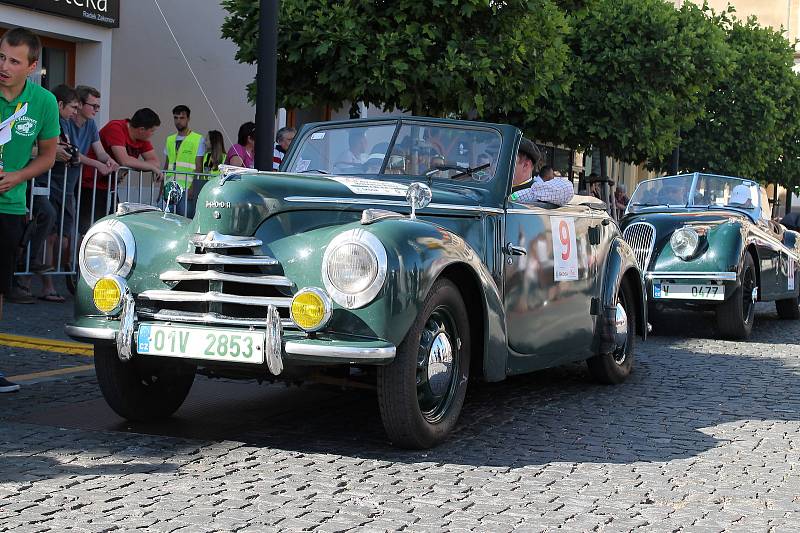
top-left (406, 182), bottom-right (432, 219)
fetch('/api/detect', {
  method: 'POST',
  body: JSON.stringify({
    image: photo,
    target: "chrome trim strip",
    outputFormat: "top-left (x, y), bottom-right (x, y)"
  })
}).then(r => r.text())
top-left (284, 196), bottom-right (504, 215)
top-left (176, 252), bottom-right (278, 266)
top-left (160, 270), bottom-right (292, 286)
top-left (506, 208), bottom-right (594, 217)
top-left (646, 272), bottom-right (738, 281)
top-left (116, 202), bottom-right (160, 216)
top-left (190, 231), bottom-right (263, 250)
top-left (64, 325), bottom-right (116, 340)
top-left (284, 341), bottom-right (396, 361)
top-left (138, 308), bottom-right (297, 330)
top-left (138, 290), bottom-right (292, 307)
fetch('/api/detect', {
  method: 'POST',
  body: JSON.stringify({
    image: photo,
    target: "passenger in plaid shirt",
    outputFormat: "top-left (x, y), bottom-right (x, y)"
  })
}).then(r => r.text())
top-left (512, 165), bottom-right (575, 206)
top-left (510, 139), bottom-right (575, 206)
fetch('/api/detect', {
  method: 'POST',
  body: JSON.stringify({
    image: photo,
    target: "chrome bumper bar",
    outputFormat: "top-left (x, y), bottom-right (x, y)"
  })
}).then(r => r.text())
top-left (64, 324), bottom-right (117, 341)
top-left (645, 271), bottom-right (737, 281)
top-left (284, 341), bottom-right (396, 364)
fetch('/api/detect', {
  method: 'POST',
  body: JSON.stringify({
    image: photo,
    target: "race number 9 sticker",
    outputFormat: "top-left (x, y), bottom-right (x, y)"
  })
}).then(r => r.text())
top-left (550, 216), bottom-right (579, 281)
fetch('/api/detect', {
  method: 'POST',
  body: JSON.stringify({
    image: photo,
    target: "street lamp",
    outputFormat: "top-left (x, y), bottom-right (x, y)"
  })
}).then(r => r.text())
top-left (254, 0), bottom-right (279, 171)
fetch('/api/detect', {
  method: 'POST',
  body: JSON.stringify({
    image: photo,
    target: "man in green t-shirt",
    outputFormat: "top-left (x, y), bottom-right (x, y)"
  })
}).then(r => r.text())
top-left (0, 28), bottom-right (59, 314)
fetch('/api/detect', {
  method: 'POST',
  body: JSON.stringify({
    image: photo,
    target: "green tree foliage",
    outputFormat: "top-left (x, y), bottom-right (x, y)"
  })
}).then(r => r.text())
top-left (766, 73), bottom-right (800, 191)
top-left (221, 0), bottom-right (571, 120)
top-left (679, 14), bottom-right (797, 179)
top-left (531, 0), bottom-right (730, 164)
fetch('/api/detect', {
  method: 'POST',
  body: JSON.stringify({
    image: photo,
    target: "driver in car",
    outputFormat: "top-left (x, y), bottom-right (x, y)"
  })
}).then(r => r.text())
top-left (510, 139), bottom-right (574, 206)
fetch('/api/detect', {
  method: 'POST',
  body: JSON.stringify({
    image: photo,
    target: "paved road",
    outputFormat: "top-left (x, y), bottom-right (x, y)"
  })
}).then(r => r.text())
top-left (1, 290), bottom-right (800, 531)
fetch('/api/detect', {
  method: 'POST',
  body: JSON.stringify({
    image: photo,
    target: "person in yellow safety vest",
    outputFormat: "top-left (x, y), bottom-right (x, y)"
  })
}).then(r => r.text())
top-left (202, 130), bottom-right (226, 178)
top-left (163, 104), bottom-right (204, 217)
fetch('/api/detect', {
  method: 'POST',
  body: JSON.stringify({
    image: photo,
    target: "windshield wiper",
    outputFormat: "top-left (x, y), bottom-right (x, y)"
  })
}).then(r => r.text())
top-left (631, 202), bottom-right (670, 207)
top-left (451, 163), bottom-right (490, 180)
top-left (299, 169), bottom-right (329, 174)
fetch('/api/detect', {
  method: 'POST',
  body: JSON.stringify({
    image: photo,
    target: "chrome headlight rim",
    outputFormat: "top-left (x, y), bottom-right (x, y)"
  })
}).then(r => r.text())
top-left (322, 229), bottom-right (388, 309)
top-left (670, 227), bottom-right (700, 260)
top-left (290, 287), bottom-right (333, 332)
top-left (79, 219), bottom-right (136, 288)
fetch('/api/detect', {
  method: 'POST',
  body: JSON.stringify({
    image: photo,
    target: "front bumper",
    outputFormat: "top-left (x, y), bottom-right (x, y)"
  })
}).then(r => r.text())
top-left (65, 317), bottom-right (396, 365)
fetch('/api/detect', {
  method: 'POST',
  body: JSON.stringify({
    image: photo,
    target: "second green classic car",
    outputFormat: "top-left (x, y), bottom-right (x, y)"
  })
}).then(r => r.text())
top-left (622, 173), bottom-right (800, 339)
top-left (67, 116), bottom-right (646, 448)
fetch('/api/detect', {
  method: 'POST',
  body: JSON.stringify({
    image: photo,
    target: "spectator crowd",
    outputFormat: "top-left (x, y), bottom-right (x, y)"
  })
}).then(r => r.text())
top-left (0, 27), bottom-right (297, 392)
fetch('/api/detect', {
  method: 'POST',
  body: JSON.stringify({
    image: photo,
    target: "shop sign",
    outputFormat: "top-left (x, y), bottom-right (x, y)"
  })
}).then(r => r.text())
top-left (0, 0), bottom-right (120, 28)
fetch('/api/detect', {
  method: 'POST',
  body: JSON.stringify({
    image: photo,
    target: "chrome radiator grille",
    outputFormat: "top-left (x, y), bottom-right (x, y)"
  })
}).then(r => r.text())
top-left (622, 222), bottom-right (656, 271)
top-left (136, 231), bottom-right (297, 330)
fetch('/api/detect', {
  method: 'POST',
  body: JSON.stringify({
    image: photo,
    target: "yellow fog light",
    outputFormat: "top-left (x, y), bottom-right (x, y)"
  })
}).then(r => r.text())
top-left (93, 276), bottom-right (125, 315)
top-left (290, 288), bottom-right (332, 332)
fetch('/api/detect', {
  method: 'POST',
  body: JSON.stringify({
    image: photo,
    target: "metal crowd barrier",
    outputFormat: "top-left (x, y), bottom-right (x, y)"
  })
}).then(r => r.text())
top-left (16, 164), bottom-right (214, 280)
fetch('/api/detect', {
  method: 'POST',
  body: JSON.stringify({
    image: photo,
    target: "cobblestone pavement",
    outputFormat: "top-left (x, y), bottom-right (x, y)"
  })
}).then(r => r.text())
top-left (1, 300), bottom-right (800, 531)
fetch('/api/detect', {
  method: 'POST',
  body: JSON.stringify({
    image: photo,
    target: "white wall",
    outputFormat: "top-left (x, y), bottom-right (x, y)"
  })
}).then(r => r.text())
top-left (109, 0), bottom-right (256, 160)
top-left (0, 4), bottom-right (113, 126)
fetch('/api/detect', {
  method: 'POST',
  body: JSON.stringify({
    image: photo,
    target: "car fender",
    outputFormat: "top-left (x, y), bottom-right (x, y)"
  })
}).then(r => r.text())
top-left (596, 236), bottom-right (647, 353)
top-left (73, 212), bottom-right (194, 318)
top-left (268, 217), bottom-right (508, 382)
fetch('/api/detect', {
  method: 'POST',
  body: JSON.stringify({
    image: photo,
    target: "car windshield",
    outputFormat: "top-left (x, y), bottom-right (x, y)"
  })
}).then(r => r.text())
top-left (286, 121), bottom-right (502, 183)
top-left (628, 174), bottom-right (760, 213)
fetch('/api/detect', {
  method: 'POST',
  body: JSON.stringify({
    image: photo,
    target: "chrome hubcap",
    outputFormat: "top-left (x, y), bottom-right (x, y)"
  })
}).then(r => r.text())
top-left (427, 332), bottom-right (453, 397)
top-left (613, 301), bottom-right (628, 364)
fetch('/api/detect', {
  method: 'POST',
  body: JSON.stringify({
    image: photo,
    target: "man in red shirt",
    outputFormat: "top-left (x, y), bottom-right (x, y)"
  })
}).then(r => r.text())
top-left (79, 108), bottom-right (163, 232)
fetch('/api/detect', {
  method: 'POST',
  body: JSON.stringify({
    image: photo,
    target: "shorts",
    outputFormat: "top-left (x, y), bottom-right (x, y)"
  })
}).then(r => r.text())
top-left (0, 213), bottom-right (24, 295)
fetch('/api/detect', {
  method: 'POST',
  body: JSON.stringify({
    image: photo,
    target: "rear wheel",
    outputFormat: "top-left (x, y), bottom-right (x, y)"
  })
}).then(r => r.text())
top-left (377, 279), bottom-right (470, 449)
top-left (94, 344), bottom-right (196, 421)
top-left (716, 253), bottom-right (756, 340)
top-left (587, 278), bottom-right (635, 384)
top-left (775, 294), bottom-right (800, 319)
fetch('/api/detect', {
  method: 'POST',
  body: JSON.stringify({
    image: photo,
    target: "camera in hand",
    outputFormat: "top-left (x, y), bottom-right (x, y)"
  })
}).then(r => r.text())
top-left (64, 143), bottom-right (80, 167)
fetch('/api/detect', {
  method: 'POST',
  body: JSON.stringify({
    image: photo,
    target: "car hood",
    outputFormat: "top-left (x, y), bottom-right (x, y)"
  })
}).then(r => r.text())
top-left (192, 172), bottom-right (495, 236)
top-left (621, 209), bottom-right (749, 234)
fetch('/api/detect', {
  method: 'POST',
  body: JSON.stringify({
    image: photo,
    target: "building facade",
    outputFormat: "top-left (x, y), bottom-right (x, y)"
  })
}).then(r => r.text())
top-left (0, 0), bottom-right (258, 158)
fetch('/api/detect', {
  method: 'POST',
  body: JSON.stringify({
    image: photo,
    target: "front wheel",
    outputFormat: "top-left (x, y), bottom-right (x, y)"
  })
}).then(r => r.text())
top-left (94, 344), bottom-right (196, 421)
top-left (377, 279), bottom-right (471, 449)
top-left (716, 253), bottom-right (756, 339)
top-left (587, 278), bottom-right (635, 384)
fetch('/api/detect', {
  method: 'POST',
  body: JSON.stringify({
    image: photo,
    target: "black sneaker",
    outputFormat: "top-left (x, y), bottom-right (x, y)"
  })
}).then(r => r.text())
top-left (0, 376), bottom-right (20, 393)
top-left (7, 288), bottom-right (35, 304)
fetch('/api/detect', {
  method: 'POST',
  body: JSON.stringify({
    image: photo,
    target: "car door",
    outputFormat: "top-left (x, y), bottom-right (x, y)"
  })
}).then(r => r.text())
top-left (503, 200), bottom-right (596, 373)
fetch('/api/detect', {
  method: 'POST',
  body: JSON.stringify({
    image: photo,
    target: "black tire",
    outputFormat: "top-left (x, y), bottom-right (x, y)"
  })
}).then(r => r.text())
top-left (377, 279), bottom-right (471, 449)
top-left (716, 253), bottom-right (756, 340)
top-left (65, 272), bottom-right (78, 296)
top-left (94, 344), bottom-right (196, 421)
top-left (776, 294), bottom-right (800, 320)
top-left (587, 278), bottom-right (635, 384)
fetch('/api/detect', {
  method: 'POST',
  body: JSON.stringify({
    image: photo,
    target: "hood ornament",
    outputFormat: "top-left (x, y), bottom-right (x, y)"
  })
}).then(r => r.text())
top-left (217, 164), bottom-right (276, 186)
top-left (406, 182), bottom-right (432, 220)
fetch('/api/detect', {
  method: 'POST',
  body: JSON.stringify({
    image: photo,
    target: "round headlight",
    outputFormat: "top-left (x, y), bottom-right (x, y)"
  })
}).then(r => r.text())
top-left (671, 227), bottom-right (699, 260)
top-left (327, 243), bottom-right (377, 293)
top-left (80, 219), bottom-right (136, 287)
top-left (93, 276), bottom-right (126, 314)
top-left (84, 232), bottom-right (124, 279)
top-left (322, 229), bottom-right (388, 309)
top-left (290, 288), bottom-right (332, 332)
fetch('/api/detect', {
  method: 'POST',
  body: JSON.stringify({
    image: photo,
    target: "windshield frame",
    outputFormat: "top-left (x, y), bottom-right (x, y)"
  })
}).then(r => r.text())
top-left (625, 172), bottom-right (763, 219)
top-left (283, 117), bottom-right (505, 185)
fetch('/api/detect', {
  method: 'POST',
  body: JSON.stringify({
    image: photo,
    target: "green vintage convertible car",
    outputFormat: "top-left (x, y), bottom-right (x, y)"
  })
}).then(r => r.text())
top-left (621, 173), bottom-right (800, 339)
top-left (67, 116), bottom-right (646, 448)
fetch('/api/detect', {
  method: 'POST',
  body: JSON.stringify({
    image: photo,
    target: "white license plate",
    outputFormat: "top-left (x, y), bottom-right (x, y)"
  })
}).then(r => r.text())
top-left (653, 283), bottom-right (724, 301)
top-left (136, 324), bottom-right (265, 364)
